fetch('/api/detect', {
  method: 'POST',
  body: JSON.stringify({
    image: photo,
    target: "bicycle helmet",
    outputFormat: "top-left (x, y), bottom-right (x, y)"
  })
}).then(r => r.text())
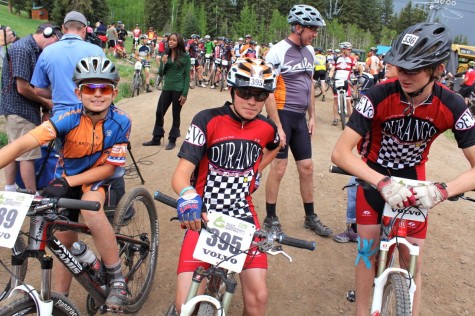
top-left (245, 34), bottom-right (252, 39)
top-left (73, 56), bottom-right (119, 85)
top-left (227, 58), bottom-right (276, 92)
top-left (204, 35), bottom-right (210, 40)
top-left (383, 22), bottom-right (452, 70)
top-left (141, 34), bottom-right (147, 39)
top-left (468, 61), bottom-right (475, 68)
top-left (287, 5), bottom-right (325, 27)
top-left (339, 42), bottom-right (352, 50)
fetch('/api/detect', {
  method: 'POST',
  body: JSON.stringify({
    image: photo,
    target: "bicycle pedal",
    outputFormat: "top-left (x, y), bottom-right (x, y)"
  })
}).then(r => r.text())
top-left (346, 290), bottom-right (356, 303)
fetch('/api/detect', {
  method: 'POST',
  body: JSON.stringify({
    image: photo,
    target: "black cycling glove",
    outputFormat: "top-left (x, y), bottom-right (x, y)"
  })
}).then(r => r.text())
top-left (43, 177), bottom-right (71, 198)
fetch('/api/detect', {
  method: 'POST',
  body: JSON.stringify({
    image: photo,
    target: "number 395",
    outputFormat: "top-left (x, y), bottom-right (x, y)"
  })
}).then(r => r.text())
top-left (206, 228), bottom-right (243, 255)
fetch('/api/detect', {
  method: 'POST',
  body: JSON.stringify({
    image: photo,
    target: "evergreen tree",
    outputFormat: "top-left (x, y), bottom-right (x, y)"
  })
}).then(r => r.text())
top-left (145, 0), bottom-right (167, 32)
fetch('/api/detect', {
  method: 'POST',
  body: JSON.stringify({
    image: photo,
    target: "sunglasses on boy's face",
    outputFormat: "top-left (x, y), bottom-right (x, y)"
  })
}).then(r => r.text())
top-left (396, 66), bottom-right (423, 76)
top-left (79, 83), bottom-right (115, 95)
top-left (235, 88), bottom-right (269, 102)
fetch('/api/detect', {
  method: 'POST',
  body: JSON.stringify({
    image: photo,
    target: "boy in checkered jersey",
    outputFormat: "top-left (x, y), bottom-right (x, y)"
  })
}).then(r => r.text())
top-left (170, 58), bottom-right (280, 315)
top-left (332, 22), bottom-right (475, 315)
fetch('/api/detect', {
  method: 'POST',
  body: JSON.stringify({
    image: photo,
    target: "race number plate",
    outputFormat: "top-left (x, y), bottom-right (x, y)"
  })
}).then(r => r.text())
top-left (382, 177), bottom-right (430, 222)
top-left (134, 61), bottom-right (143, 70)
top-left (0, 192), bottom-right (33, 248)
top-left (335, 79), bottom-right (345, 88)
top-left (221, 60), bottom-right (228, 66)
top-left (190, 58), bottom-right (196, 64)
top-left (249, 77), bottom-right (264, 88)
top-left (214, 58), bottom-right (222, 65)
top-left (193, 212), bottom-right (256, 273)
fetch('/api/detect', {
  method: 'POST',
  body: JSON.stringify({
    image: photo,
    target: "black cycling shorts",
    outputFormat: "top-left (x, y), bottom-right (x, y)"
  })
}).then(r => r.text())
top-left (313, 70), bottom-right (326, 81)
top-left (276, 110), bottom-right (312, 161)
top-left (459, 84), bottom-right (474, 98)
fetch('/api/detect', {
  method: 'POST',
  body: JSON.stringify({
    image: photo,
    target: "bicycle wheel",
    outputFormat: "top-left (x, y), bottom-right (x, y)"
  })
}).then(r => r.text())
top-left (112, 187), bottom-right (159, 313)
top-left (338, 93), bottom-right (346, 130)
top-left (314, 81), bottom-right (323, 98)
top-left (0, 236), bottom-right (28, 301)
top-left (131, 72), bottom-right (141, 97)
top-left (204, 60), bottom-right (210, 77)
top-left (197, 302), bottom-right (217, 316)
top-left (209, 68), bottom-right (216, 88)
top-left (0, 292), bottom-right (80, 315)
top-left (380, 273), bottom-right (411, 316)
top-left (155, 75), bottom-right (162, 90)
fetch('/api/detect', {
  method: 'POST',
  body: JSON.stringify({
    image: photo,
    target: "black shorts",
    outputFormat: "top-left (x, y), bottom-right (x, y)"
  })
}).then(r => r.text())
top-left (459, 84), bottom-right (475, 98)
top-left (108, 40), bottom-right (116, 49)
top-left (276, 110), bottom-right (312, 161)
top-left (313, 70), bottom-right (326, 81)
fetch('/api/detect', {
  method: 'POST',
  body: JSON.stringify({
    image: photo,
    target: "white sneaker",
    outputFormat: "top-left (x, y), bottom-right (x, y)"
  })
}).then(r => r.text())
top-left (224, 87), bottom-right (228, 91)
top-left (200, 83), bottom-right (206, 88)
top-left (210, 85), bottom-right (216, 89)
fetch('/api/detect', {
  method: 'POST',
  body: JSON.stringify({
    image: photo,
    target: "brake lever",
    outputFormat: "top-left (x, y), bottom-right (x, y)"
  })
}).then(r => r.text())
top-left (267, 245), bottom-right (292, 263)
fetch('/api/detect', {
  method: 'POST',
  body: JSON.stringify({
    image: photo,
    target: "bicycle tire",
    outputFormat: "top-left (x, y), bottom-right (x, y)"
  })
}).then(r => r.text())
top-left (155, 75), bottom-right (162, 90)
top-left (0, 235), bottom-right (28, 301)
top-left (209, 68), bottom-right (216, 89)
top-left (380, 273), bottom-right (411, 316)
top-left (204, 60), bottom-right (210, 77)
top-left (165, 303), bottom-right (178, 316)
top-left (0, 292), bottom-right (80, 316)
top-left (112, 187), bottom-right (159, 313)
top-left (338, 93), bottom-right (346, 130)
top-left (197, 302), bottom-right (216, 316)
top-left (132, 72), bottom-right (141, 97)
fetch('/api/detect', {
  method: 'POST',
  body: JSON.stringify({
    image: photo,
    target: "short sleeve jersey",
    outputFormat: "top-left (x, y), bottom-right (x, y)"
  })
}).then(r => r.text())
top-left (464, 68), bottom-right (475, 86)
top-left (334, 55), bottom-right (356, 81)
top-left (348, 80), bottom-right (475, 175)
top-left (314, 54), bottom-right (327, 71)
top-left (265, 38), bottom-right (315, 113)
top-left (29, 104), bottom-right (131, 178)
top-left (137, 44), bottom-right (150, 58)
top-left (178, 102), bottom-right (280, 221)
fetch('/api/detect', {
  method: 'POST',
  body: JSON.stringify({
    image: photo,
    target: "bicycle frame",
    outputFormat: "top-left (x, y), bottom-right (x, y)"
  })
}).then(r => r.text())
top-left (10, 214), bottom-right (150, 312)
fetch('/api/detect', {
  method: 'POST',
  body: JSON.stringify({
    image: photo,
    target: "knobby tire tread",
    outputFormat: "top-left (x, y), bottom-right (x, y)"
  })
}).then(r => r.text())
top-left (0, 292), bottom-right (80, 316)
top-left (381, 273), bottom-right (411, 316)
top-left (112, 186), bottom-right (159, 313)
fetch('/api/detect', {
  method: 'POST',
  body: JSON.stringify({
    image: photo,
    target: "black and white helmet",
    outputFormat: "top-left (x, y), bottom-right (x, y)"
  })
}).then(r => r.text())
top-left (227, 58), bottom-right (276, 92)
top-left (384, 22), bottom-right (452, 70)
top-left (287, 5), bottom-right (325, 27)
top-left (73, 56), bottom-right (119, 85)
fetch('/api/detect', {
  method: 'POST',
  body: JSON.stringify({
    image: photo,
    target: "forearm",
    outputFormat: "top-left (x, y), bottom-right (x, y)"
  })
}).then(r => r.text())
top-left (17, 79), bottom-right (52, 109)
top-left (34, 86), bottom-right (52, 100)
top-left (264, 94), bottom-right (282, 128)
top-left (171, 159), bottom-right (196, 196)
top-left (258, 147), bottom-right (279, 173)
top-left (65, 164), bottom-right (116, 187)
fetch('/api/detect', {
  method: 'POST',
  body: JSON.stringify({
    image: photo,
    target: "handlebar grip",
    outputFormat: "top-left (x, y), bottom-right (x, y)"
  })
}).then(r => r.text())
top-left (154, 190), bottom-right (178, 209)
top-left (277, 234), bottom-right (316, 251)
top-left (329, 165), bottom-right (351, 176)
top-left (57, 198), bottom-right (100, 211)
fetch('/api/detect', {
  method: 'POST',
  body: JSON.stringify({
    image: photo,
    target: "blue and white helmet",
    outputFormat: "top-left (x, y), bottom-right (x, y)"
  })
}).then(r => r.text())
top-left (287, 5), bottom-right (325, 27)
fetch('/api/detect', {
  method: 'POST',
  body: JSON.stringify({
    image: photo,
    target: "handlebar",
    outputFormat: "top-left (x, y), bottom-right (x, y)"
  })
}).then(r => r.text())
top-left (155, 190), bottom-right (316, 251)
top-left (57, 198), bottom-right (100, 211)
top-left (329, 165), bottom-right (351, 176)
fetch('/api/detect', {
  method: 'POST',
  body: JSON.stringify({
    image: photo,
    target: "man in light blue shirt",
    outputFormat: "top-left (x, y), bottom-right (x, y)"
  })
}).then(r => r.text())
top-left (31, 11), bottom-right (104, 114)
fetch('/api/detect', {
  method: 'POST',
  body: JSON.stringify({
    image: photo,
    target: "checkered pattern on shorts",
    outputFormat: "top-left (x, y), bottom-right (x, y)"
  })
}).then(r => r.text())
top-left (203, 164), bottom-right (254, 219)
top-left (376, 134), bottom-right (427, 169)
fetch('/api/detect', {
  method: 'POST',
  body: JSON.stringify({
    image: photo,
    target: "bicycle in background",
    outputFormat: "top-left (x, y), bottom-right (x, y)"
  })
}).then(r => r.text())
top-left (131, 61), bottom-right (144, 97)
top-left (0, 187), bottom-right (158, 315)
top-left (154, 190), bottom-right (315, 316)
top-left (334, 79), bottom-right (350, 130)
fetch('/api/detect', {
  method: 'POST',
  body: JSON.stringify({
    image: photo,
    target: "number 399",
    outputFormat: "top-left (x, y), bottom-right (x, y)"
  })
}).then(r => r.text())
top-left (0, 207), bottom-right (18, 229)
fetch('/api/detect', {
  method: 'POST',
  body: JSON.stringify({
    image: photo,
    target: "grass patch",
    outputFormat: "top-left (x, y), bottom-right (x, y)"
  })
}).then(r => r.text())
top-left (444, 129), bottom-right (455, 140)
top-left (0, 5), bottom-right (46, 38)
top-left (0, 131), bottom-right (7, 148)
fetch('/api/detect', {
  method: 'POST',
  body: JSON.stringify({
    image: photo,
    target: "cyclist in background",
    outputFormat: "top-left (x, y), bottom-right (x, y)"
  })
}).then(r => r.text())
top-left (239, 34), bottom-right (252, 54)
top-left (203, 34), bottom-right (215, 56)
top-left (458, 60), bottom-right (475, 105)
top-left (147, 26), bottom-right (157, 56)
top-left (365, 47), bottom-right (380, 84)
top-left (332, 22), bottom-right (475, 315)
top-left (314, 47), bottom-right (327, 101)
top-left (233, 37), bottom-right (243, 58)
top-left (171, 58), bottom-right (280, 316)
top-left (135, 35), bottom-right (152, 93)
top-left (210, 36), bottom-right (226, 89)
top-left (132, 24), bottom-right (141, 50)
top-left (328, 41), bottom-right (357, 126)
top-left (188, 34), bottom-right (206, 87)
top-left (241, 40), bottom-right (257, 58)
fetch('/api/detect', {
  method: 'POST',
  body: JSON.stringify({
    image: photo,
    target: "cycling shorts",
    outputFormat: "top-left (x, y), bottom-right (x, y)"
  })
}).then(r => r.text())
top-left (458, 84), bottom-right (474, 98)
top-left (141, 60), bottom-right (151, 68)
top-left (276, 110), bottom-right (312, 161)
top-left (177, 227), bottom-right (268, 274)
top-left (313, 70), bottom-right (326, 81)
top-left (356, 185), bottom-right (428, 239)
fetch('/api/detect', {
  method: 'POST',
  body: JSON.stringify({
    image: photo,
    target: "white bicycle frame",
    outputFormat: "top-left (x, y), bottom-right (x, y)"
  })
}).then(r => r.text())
top-left (371, 233), bottom-right (420, 314)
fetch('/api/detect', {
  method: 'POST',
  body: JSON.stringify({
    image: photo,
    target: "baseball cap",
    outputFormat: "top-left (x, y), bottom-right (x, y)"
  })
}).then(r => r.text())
top-left (64, 11), bottom-right (87, 26)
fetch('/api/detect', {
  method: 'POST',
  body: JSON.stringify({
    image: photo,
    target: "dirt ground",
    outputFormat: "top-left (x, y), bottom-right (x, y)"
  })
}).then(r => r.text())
top-left (2, 85), bottom-right (475, 315)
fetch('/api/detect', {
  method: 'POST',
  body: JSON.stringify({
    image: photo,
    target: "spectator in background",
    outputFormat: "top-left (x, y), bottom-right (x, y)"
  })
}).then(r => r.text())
top-left (31, 10), bottom-right (105, 114)
top-left (365, 47), bottom-right (380, 84)
top-left (143, 33), bottom-right (190, 150)
top-left (0, 23), bottom-right (62, 194)
top-left (95, 20), bottom-right (107, 52)
top-left (117, 21), bottom-right (127, 43)
top-left (106, 22), bottom-right (118, 55)
top-left (239, 34), bottom-right (252, 54)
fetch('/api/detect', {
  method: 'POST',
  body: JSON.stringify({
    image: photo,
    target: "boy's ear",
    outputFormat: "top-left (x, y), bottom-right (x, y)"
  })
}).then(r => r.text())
top-left (74, 86), bottom-right (82, 100)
